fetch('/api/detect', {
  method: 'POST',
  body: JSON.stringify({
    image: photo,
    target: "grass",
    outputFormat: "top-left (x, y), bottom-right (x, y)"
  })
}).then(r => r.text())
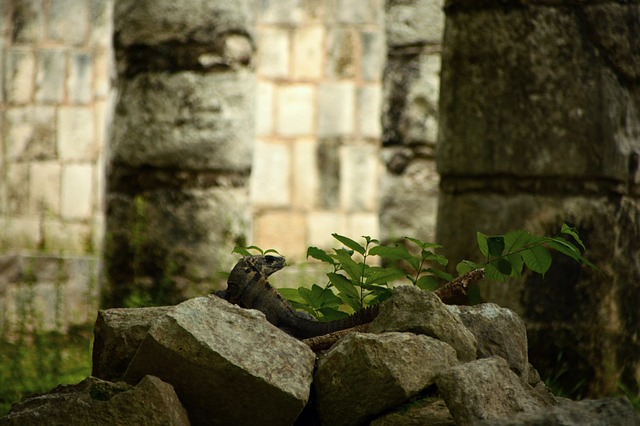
top-left (0, 326), bottom-right (93, 417)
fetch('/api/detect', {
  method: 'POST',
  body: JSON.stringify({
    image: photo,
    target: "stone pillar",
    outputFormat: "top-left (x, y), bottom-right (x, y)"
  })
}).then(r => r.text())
top-left (103, 0), bottom-right (256, 307)
top-left (380, 0), bottom-right (444, 243)
top-left (437, 0), bottom-right (640, 396)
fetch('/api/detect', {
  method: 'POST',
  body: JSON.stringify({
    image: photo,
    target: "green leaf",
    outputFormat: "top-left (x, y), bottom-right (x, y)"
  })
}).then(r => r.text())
top-left (263, 248), bottom-right (281, 255)
top-left (477, 232), bottom-right (489, 257)
top-left (424, 268), bottom-right (454, 282)
top-left (370, 244), bottom-right (421, 271)
top-left (364, 266), bottom-right (406, 285)
top-left (277, 288), bottom-right (306, 305)
top-left (297, 287), bottom-right (318, 308)
top-left (561, 224), bottom-right (586, 251)
top-left (494, 257), bottom-right (512, 275)
top-left (307, 246), bottom-right (335, 264)
top-left (547, 239), bottom-right (599, 271)
top-left (332, 233), bottom-right (366, 255)
top-left (327, 272), bottom-right (359, 300)
top-left (404, 237), bottom-right (442, 250)
top-left (487, 236), bottom-right (505, 257)
top-left (457, 260), bottom-right (483, 275)
top-left (331, 248), bottom-right (362, 282)
top-left (507, 252), bottom-right (524, 276)
top-left (317, 307), bottom-right (349, 321)
top-left (521, 246), bottom-right (552, 275)
top-left (416, 275), bottom-right (439, 291)
top-left (232, 246), bottom-right (253, 256)
top-left (369, 245), bottom-right (413, 261)
top-left (504, 230), bottom-right (533, 252)
top-left (368, 288), bottom-right (393, 305)
top-left (422, 250), bottom-right (449, 266)
top-left (484, 263), bottom-right (507, 282)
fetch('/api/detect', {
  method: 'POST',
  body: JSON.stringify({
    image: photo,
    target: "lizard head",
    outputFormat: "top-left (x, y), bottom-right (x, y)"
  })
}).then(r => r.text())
top-left (223, 255), bottom-right (286, 303)
top-left (244, 254), bottom-right (286, 277)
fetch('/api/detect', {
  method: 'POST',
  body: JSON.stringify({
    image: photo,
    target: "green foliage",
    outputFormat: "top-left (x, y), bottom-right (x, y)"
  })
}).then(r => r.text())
top-left (0, 328), bottom-right (93, 417)
top-left (235, 224), bottom-right (596, 320)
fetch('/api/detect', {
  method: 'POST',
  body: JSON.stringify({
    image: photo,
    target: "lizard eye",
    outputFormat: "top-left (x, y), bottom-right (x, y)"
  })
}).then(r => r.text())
top-left (265, 255), bottom-right (278, 263)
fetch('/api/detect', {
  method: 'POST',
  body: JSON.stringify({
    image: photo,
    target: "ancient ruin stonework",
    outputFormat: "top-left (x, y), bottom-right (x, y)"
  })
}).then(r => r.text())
top-left (436, 0), bottom-right (640, 396)
top-left (103, 0), bottom-right (256, 306)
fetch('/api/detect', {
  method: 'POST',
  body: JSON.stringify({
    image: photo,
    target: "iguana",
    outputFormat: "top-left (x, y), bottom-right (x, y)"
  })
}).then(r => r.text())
top-left (215, 255), bottom-right (379, 339)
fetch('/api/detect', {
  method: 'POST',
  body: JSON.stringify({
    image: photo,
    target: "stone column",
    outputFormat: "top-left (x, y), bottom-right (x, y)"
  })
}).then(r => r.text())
top-left (103, 0), bottom-right (256, 307)
top-left (380, 0), bottom-right (444, 243)
top-left (436, 0), bottom-right (640, 396)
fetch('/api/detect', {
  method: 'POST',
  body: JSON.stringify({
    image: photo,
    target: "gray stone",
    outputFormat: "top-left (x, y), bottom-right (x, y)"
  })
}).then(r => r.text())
top-left (437, 3), bottom-right (640, 180)
top-left (436, 0), bottom-right (640, 397)
top-left (447, 303), bottom-right (528, 378)
top-left (91, 306), bottom-right (175, 381)
top-left (48, 0), bottom-right (88, 46)
top-left (35, 49), bottom-right (65, 103)
top-left (314, 332), bottom-right (458, 426)
top-left (385, 0), bottom-right (445, 46)
top-left (436, 357), bottom-right (555, 426)
top-left (114, 0), bottom-right (256, 46)
top-left (369, 285), bottom-right (477, 362)
top-left (110, 71), bottom-right (255, 171)
top-left (477, 397), bottom-right (640, 426)
top-left (103, 187), bottom-right (249, 307)
top-left (370, 396), bottom-right (455, 426)
top-left (123, 296), bottom-right (315, 426)
top-left (0, 376), bottom-right (190, 426)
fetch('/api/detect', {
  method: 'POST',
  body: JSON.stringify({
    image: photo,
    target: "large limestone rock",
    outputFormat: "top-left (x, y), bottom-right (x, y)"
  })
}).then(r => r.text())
top-left (369, 285), bottom-right (477, 362)
top-left (92, 306), bottom-right (174, 381)
top-left (314, 332), bottom-right (458, 426)
top-left (478, 397), bottom-right (640, 426)
top-left (0, 376), bottom-right (189, 426)
top-left (447, 303), bottom-right (528, 378)
top-left (123, 296), bottom-right (315, 426)
top-left (370, 396), bottom-right (456, 426)
top-left (437, 357), bottom-right (555, 425)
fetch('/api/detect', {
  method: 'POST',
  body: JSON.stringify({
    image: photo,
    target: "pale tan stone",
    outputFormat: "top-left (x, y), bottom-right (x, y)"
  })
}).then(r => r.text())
top-left (250, 139), bottom-right (291, 207)
top-left (29, 161), bottom-right (61, 215)
top-left (306, 211), bottom-right (348, 249)
top-left (292, 138), bottom-right (319, 209)
top-left (292, 25), bottom-right (325, 80)
top-left (61, 164), bottom-right (94, 220)
top-left (253, 211), bottom-right (307, 257)
top-left (57, 106), bottom-right (96, 160)
top-left (257, 27), bottom-right (290, 78)
top-left (256, 81), bottom-right (275, 136)
top-left (0, 217), bottom-right (41, 250)
top-left (276, 84), bottom-right (315, 136)
top-left (339, 144), bottom-right (379, 212)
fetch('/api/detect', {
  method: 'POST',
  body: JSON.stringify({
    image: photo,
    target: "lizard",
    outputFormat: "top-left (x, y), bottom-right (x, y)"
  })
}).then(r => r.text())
top-left (215, 254), bottom-right (379, 339)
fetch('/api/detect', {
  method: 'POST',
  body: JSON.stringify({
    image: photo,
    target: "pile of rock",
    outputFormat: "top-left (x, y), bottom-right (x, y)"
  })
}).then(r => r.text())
top-left (1, 286), bottom-right (637, 425)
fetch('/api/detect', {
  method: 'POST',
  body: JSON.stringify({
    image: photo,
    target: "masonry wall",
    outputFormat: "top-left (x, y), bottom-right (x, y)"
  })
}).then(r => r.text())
top-left (0, 0), bottom-right (112, 331)
top-left (251, 0), bottom-right (386, 257)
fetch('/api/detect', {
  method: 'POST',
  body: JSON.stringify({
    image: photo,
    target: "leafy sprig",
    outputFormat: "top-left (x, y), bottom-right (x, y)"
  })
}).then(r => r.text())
top-left (233, 224), bottom-right (597, 320)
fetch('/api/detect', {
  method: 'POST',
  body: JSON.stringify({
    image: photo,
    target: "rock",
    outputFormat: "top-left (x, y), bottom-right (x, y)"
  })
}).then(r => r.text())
top-left (447, 303), bottom-right (528, 378)
top-left (314, 332), bottom-right (458, 426)
top-left (123, 296), bottom-right (315, 426)
top-left (437, 357), bottom-right (554, 426)
top-left (369, 285), bottom-right (478, 362)
top-left (92, 306), bottom-right (174, 380)
top-left (370, 396), bottom-right (456, 426)
top-left (0, 376), bottom-right (189, 426)
top-left (477, 397), bottom-right (640, 426)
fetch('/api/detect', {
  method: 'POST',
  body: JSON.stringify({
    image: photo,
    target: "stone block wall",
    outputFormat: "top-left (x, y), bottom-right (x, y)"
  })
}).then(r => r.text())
top-left (0, 0), bottom-right (111, 255)
top-left (0, 0), bottom-right (112, 331)
top-left (251, 0), bottom-right (386, 257)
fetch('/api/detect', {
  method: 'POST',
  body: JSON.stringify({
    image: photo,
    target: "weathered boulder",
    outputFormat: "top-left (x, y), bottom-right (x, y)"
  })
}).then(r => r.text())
top-left (123, 296), bottom-right (315, 426)
top-left (369, 285), bottom-right (477, 362)
top-left (314, 332), bottom-right (458, 426)
top-left (92, 306), bottom-right (174, 381)
top-left (370, 396), bottom-right (456, 426)
top-left (447, 303), bottom-right (528, 378)
top-left (437, 357), bottom-right (555, 425)
top-left (0, 376), bottom-right (189, 426)
top-left (478, 396), bottom-right (640, 426)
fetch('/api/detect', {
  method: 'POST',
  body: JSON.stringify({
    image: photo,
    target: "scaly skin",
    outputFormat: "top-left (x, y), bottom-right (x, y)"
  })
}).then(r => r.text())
top-left (215, 255), bottom-right (379, 339)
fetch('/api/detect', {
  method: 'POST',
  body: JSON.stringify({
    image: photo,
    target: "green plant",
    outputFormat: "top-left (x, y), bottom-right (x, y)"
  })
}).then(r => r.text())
top-left (235, 224), bottom-right (595, 320)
